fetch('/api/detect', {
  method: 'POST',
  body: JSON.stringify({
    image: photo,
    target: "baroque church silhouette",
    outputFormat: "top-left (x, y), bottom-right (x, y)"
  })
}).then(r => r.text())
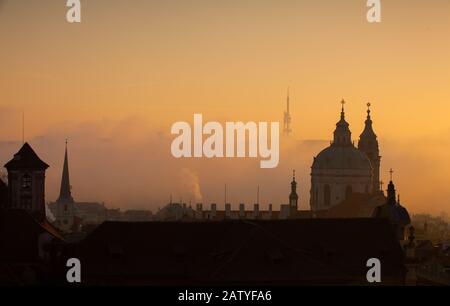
top-left (310, 100), bottom-right (382, 211)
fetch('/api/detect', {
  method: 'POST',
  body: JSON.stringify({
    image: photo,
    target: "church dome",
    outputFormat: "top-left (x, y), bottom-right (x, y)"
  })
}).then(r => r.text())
top-left (312, 145), bottom-right (372, 171)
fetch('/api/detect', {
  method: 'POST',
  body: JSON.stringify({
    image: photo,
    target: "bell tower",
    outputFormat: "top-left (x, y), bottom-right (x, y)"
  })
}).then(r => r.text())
top-left (289, 170), bottom-right (299, 212)
top-left (4, 142), bottom-right (49, 221)
top-left (358, 103), bottom-right (381, 194)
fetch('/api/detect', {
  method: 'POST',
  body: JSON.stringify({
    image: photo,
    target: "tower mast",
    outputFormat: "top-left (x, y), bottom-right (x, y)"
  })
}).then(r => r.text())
top-left (283, 87), bottom-right (292, 136)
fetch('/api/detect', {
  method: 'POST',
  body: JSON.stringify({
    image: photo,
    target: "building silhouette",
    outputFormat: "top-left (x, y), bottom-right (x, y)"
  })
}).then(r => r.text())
top-left (4, 143), bottom-right (49, 222)
top-left (48, 142), bottom-right (152, 231)
top-left (310, 101), bottom-right (388, 209)
top-left (373, 179), bottom-right (411, 240)
top-left (65, 219), bottom-right (407, 285)
top-left (154, 171), bottom-right (311, 221)
top-left (0, 127), bottom-right (424, 286)
top-left (51, 141), bottom-right (78, 232)
top-left (289, 170), bottom-right (298, 213)
top-left (358, 103), bottom-right (382, 194)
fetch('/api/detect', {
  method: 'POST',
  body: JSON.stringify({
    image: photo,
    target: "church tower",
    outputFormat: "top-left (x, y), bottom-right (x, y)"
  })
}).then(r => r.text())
top-left (57, 140), bottom-right (74, 203)
top-left (54, 141), bottom-right (77, 232)
top-left (289, 170), bottom-right (299, 212)
top-left (4, 142), bottom-right (49, 221)
top-left (358, 103), bottom-right (381, 194)
top-left (372, 169), bottom-right (411, 240)
top-left (310, 100), bottom-right (372, 211)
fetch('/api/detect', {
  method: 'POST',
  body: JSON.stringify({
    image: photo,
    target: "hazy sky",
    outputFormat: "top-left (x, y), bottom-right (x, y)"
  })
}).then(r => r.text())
top-left (0, 0), bottom-right (449, 214)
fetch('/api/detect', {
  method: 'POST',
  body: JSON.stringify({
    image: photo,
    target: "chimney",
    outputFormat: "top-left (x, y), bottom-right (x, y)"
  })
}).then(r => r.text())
top-left (268, 203), bottom-right (273, 219)
top-left (196, 203), bottom-right (203, 211)
top-left (211, 203), bottom-right (217, 219)
top-left (254, 204), bottom-right (259, 219)
top-left (239, 203), bottom-right (245, 219)
top-left (196, 203), bottom-right (203, 219)
top-left (225, 203), bottom-right (231, 219)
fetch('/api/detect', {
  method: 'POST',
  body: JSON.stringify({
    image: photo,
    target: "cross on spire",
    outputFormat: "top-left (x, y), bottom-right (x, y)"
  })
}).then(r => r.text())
top-left (389, 168), bottom-right (394, 181)
top-left (341, 99), bottom-right (346, 111)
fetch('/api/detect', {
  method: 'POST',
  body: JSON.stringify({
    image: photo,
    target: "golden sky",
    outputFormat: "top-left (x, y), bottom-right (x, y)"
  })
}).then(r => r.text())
top-left (0, 0), bottom-right (449, 214)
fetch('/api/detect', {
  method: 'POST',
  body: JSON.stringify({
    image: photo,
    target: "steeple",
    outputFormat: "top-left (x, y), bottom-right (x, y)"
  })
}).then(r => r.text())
top-left (57, 140), bottom-right (74, 203)
top-left (332, 99), bottom-right (352, 146)
top-left (360, 103), bottom-right (377, 138)
top-left (386, 169), bottom-right (396, 205)
top-left (358, 103), bottom-right (381, 194)
top-left (289, 170), bottom-right (299, 211)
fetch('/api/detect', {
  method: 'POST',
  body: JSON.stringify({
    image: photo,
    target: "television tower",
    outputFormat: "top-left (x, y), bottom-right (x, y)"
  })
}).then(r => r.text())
top-left (283, 88), bottom-right (292, 136)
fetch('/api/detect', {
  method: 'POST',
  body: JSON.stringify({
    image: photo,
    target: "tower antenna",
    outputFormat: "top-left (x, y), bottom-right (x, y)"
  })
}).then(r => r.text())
top-left (283, 87), bottom-right (292, 136)
top-left (22, 111), bottom-right (25, 144)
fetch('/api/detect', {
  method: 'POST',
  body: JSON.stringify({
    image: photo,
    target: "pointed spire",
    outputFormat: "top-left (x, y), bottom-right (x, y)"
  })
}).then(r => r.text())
top-left (360, 102), bottom-right (377, 139)
top-left (57, 140), bottom-right (74, 203)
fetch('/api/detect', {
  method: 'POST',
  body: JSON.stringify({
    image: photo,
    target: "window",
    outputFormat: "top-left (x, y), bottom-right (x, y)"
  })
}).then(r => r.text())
top-left (324, 185), bottom-right (331, 206)
top-left (21, 173), bottom-right (32, 189)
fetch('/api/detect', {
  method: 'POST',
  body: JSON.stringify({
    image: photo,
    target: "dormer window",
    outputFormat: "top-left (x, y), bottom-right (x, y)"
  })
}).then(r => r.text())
top-left (21, 173), bottom-right (32, 189)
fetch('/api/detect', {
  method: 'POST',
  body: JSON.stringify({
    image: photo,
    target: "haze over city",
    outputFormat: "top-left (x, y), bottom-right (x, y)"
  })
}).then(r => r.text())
top-left (0, 0), bottom-right (449, 215)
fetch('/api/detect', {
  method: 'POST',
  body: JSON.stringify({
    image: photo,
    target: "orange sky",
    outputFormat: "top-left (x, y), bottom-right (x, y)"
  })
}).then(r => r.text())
top-left (0, 0), bottom-right (449, 215)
